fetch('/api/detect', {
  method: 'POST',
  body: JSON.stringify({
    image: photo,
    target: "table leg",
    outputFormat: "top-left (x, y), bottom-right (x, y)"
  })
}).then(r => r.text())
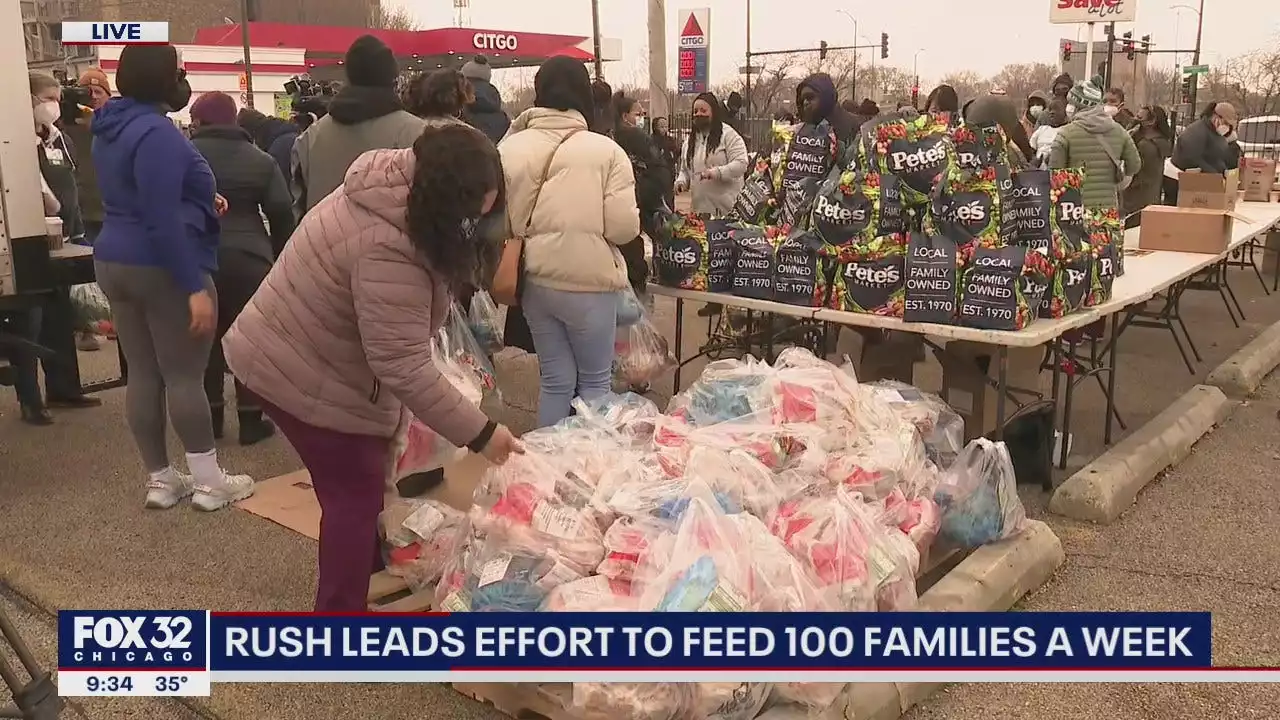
top-left (1246, 240), bottom-right (1270, 295)
top-left (764, 313), bottom-right (775, 362)
top-left (672, 298), bottom-right (685, 394)
top-left (1104, 312), bottom-right (1120, 446)
top-left (993, 346), bottom-right (1008, 442)
top-left (1059, 335), bottom-right (1079, 470)
top-left (1221, 259), bottom-right (1246, 321)
top-left (1049, 341), bottom-right (1064, 487)
top-left (1216, 261), bottom-right (1241, 327)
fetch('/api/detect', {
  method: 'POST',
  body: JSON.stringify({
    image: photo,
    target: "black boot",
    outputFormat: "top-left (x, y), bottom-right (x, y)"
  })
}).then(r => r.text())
top-left (20, 405), bottom-right (54, 426)
top-left (238, 410), bottom-right (276, 446)
top-left (397, 469), bottom-right (446, 498)
top-left (211, 406), bottom-right (224, 440)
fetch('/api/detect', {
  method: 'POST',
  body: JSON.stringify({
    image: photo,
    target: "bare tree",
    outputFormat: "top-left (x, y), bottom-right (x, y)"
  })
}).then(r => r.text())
top-left (938, 71), bottom-right (985, 105)
top-left (1144, 66), bottom-right (1181, 108)
top-left (745, 53), bottom-right (803, 116)
top-left (372, 4), bottom-right (418, 31)
top-left (989, 63), bottom-right (1059, 104)
top-left (1204, 48), bottom-right (1280, 117)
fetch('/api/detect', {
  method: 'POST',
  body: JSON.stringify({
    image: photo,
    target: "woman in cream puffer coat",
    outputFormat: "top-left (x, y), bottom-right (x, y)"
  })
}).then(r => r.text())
top-left (498, 57), bottom-right (640, 428)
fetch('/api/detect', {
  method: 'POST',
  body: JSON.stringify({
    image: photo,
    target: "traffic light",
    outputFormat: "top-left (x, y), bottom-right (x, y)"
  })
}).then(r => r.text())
top-left (1123, 31), bottom-right (1135, 60)
top-left (1140, 34), bottom-right (1152, 54)
top-left (881, 33), bottom-right (889, 60)
top-left (1062, 41), bottom-right (1073, 62)
top-left (1181, 76), bottom-right (1194, 104)
top-left (820, 40), bottom-right (828, 61)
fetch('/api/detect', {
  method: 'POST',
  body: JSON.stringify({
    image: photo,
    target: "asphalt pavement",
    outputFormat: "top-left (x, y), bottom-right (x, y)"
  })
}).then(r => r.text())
top-left (1, 256), bottom-right (1279, 719)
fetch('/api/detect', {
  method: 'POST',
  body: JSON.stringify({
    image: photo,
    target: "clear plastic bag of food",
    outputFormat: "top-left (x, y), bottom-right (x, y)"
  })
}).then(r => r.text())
top-left (613, 313), bottom-right (677, 388)
top-left (933, 438), bottom-right (1029, 549)
top-left (596, 516), bottom-right (673, 589)
top-left (440, 302), bottom-right (500, 398)
top-left (379, 498), bottom-right (467, 592)
top-left (466, 290), bottom-right (504, 355)
top-left (667, 356), bottom-right (771, 427)
top-left (695, 683), bottom-right (772, 720)
top-left (864, 380), bottom-right (966, 469)
top-left (540, 574), bottom-right (639, 611)
top-left (821, 422), bottom-right (934, 501)
top-left (469, 448), bottom-right (610, 572)
top-left (571, 681), bottom-right (697, 720)
top-left (897, 495), bottom-right (942, 562)
top-left (70, 282), bottom-right (112, 331)
top-left (684, 445), bottom-right (786, 519)
top-left (389, 353), bottom-right (482, 483)
top-left (571, 392), bottom-right (662, 446)
top-left (616, 286), bottom-right (645, 327)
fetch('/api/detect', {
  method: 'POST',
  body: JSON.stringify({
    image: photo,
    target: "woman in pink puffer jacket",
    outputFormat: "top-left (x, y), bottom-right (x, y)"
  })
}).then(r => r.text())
top-left (223, 124), bottom-right (523, 612)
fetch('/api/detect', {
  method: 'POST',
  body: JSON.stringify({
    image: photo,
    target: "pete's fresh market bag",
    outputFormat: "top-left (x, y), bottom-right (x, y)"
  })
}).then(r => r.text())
top-left (1006, 170), bottom-right (1054, 255)
top-left (1085, 241), bottom-right (1119, 307)
top-left (828, 236), bottom-right (908, 316)
top-left (730, 224), bottom-right (781, 301)
top-left (958, 244), bottom-right (1052, 331)
top-left (772, 122), bottom-right (839, 229)
top-left (733, 155), bottom-right (775, 224)
top-left (1087, 207), bottom-right (1125, 277)
top-left (1049, 169), bottom-right (1089, 256)
top-left (866, 113), bottom-right (952, 205)
top-left (949, 122), bottom-right (1010, 174)
top-left (654, 213), bottom-right (735, 292)
top-left (1040, 247), bottom-right (1093, 319)
top-left (928, 166), bottom-right (1010, 244)
top-left (903, 231), bottom-right (961, 324)
top-left (811, 169), bottom-right (911, 263)
top-left (773, 229), bottom-right (827, 307)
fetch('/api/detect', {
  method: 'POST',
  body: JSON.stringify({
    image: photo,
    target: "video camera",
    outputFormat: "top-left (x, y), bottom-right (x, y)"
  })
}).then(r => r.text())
top-left (58, 77), bottom-right (94, 123)
top-left (283, 74), bottom-right (339, 131)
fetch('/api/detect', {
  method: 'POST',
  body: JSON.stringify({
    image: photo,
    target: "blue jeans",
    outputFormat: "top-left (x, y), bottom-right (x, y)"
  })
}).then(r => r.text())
top-left (522, 283), bottom-right (617, 428)
top-left (1, 307), bottom-right (44, 409)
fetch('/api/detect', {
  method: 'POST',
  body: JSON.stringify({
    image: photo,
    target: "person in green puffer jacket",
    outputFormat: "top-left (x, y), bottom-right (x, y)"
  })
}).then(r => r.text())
top-left (1048, 80), bottom-right (1141, 212)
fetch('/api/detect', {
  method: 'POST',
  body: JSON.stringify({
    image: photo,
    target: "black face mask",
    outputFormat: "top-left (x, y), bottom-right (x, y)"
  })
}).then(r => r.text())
top-left (166, 71), bottom-right (192, 112)
top-left (691, 116), bottom-right (711, 131)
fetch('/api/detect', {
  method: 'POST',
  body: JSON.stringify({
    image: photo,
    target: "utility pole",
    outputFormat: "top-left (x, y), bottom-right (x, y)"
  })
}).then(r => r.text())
top-left (647, 0), bottom-right (668, 121)
top-left (239, 0), bottom-right (254, 108)
top-left (1188, 0), bottom-right (1205, 113)
top-left (590, 0), bottom-right (603, 80)
top-left (1102, 22), bottom-right (1115, 90)
top-left (743, 0), bottom-right (752, 115)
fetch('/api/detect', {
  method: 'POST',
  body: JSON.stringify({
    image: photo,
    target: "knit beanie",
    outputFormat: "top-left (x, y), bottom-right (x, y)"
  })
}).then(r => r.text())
top-left (1068, 80), bottom-right (1103, 110)
top-left (78, 67), bottom-right (112, 94)
top-left (345, 35), bottom-right (399, 88)
top-left (461, 55), bottom-right (492, 83)
top-left (190, 91), bottom-right (239, 126)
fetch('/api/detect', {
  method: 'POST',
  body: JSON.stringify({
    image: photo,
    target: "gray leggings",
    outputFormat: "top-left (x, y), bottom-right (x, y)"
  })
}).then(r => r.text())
top-left (95, 260), bottom-right (217, 472)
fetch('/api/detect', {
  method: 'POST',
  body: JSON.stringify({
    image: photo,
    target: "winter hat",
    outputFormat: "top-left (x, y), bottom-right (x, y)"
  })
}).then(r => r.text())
top-left (1212, 102), bottom-right (1239, 128)
top-left (1068, 80), bottom-right (1103, 110)
top-left (345, 35), bottom-right (399, 88)
top-left (1051, 72), bottom-right (1073, 97)
top-left (461, 55), bottom-right (492, 83)
top-left (78, 67), bottom-right (111, 94)
top-left (190, 91), bottom-right (238, 126)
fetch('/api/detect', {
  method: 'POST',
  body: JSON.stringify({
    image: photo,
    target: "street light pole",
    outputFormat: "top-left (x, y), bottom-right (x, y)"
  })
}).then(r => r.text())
top-left (239, 0), bottom-right (254, 108)
top-left (836, 10), bottom-right (857, 104)
top-left (590, 0), bottom-right (603, 80)
top-left (744, 0), bottom-right (752, 114)
top-left (1188, 0), bottom-right (1205, 112)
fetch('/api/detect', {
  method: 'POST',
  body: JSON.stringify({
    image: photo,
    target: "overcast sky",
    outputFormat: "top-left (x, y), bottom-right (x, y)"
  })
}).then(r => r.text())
top-left (392, 0), bottom-right (1278, 86)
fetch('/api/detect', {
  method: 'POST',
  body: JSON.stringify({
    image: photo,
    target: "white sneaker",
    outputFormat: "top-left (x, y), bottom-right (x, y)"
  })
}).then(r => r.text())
top-left (144, 468), bottom-right (194, 509)
top-left (191, 472), bottom-right (255, 512)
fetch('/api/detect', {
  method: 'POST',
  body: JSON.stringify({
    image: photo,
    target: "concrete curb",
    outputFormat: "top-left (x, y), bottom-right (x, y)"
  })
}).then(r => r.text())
top-left (841, 521), bottom-right (1065, 720)
top-left (1205, 320), bottom-right (1280, 399)
top-left (1049, 385), bottom-right (1235, 524)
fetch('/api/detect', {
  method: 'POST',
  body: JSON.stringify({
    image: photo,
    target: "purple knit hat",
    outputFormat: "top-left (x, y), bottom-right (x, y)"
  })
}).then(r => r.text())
top-left (190, 91), bottom-right (238, 125)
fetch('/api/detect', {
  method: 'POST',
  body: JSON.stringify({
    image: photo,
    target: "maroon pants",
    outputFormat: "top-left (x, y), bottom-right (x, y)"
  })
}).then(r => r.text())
top-left (261, 399), bottom-right (389, 612)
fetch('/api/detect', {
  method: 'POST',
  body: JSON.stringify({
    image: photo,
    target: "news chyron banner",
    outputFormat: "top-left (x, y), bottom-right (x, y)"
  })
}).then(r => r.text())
top-left (54, 611), bottom-right (1249, 695)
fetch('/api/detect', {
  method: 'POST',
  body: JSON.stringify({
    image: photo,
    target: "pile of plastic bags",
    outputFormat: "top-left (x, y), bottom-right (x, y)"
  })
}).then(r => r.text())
top-left (427, 347), bottom-right (1029, 719)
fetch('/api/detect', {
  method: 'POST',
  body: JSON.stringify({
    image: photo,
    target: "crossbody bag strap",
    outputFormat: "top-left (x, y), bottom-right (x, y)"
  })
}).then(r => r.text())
top-left (522, 128), bottom-right (584, 235)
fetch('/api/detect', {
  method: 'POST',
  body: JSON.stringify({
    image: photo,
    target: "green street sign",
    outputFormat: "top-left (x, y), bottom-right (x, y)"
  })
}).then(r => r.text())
top-left (1182, 64), bottom-right (1210, 75)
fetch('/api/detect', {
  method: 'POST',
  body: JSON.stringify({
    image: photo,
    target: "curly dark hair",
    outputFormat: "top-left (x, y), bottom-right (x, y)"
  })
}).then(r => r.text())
top-left (405, 124), bottom-right (506, 293)
top-left (405, 69), bottom-right (472, 118)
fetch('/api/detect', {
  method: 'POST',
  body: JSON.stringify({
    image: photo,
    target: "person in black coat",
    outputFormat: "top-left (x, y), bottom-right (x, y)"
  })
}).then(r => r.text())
top-left (650, 116), bottom-right (680, 207)
top-left (1168, 101), bottom-right (1240, 204)
top-left (236, 107), bottom-right (298, 191)
top-left (192, 92), bottom-right (296, 445)
top-left (460, 56), bottom-right (512, 144)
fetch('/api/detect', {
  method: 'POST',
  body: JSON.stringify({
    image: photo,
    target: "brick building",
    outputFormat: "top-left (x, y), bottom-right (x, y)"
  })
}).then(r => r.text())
top-left (25, 0), bottom-right (378, 67)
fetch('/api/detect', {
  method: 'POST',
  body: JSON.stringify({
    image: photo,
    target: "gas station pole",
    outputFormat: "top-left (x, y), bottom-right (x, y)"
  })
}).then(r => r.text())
top-left (648, 0), bottom-right (670, 121)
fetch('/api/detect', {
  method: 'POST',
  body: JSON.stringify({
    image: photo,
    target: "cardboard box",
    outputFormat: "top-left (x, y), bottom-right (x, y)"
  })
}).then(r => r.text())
top-left (857, 331), bottom-right (922, 384)
top-left (939, 342), bottom-right (1048, 441)
top-left (1241, 158), bottom-right (1278, 202)
top-left (236, 454), bottom-right (489, 540)
top-left (1138, 206), bottom-right (1234, 254)
top-left (1178, 169), bottom-right (1239, 211)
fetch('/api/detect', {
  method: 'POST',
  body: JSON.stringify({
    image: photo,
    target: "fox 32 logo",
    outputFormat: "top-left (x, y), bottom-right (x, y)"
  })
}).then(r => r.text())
top-left (62, 612), bottom-right (202, 667)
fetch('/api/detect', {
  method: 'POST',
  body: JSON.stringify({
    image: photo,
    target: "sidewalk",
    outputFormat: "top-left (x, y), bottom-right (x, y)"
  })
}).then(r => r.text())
top-left (905, 373), bottom-right (1280, 720)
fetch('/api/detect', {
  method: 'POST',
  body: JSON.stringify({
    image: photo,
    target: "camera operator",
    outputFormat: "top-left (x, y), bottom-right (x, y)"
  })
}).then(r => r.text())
top-left (62, 69), bottom-right (112, 248)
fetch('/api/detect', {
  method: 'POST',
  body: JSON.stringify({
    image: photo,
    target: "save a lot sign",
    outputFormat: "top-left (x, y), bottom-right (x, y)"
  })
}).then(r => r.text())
top-left (1049, 0), bottom-right (1137, 23)
top-left (678, 8), bottom-right (710, 95)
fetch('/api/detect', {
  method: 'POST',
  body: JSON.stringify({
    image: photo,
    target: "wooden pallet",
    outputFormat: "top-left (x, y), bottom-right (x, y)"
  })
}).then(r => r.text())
top-left (366, 570), bottom-right (433, 612)
top-left (453, 681), bottom-right (575, 720)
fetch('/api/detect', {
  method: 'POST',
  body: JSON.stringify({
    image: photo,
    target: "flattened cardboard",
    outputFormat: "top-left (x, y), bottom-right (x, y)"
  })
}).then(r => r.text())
top-left (1138, 206), bottom-right (1236, 254)
top-left (236, 453), bottom-right (490, 540)
top-left (1177, 170), bottom-right (1238, 211)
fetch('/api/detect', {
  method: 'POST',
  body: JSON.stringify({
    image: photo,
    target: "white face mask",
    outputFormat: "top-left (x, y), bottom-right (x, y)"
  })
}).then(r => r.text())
top-left (1218, 123), bottom-right (1231, 136)
top-left (34, 100), bottom-right (61, 127)
top-left (1103, 104), bottom-right (1120, 118)
top-left (1065, 104), bottom-right (1077, 117)
top-left (1029, 106), bottom-right (1044, 119)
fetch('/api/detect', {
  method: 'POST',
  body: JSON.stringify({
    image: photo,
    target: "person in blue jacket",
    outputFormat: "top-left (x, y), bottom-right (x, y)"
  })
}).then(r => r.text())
top-left (91, 43), bottom-right (254, 513)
